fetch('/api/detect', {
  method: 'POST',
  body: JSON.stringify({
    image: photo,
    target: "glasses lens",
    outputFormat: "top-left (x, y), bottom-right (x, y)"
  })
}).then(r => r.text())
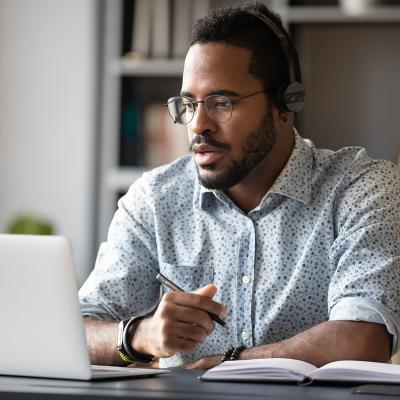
top-left (166, 97), bottom-right (194, 125)
top-left (204, 95), bottom-right (232, 123)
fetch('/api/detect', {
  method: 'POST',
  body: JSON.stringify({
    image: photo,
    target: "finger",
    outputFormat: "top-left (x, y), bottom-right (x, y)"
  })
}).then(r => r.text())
top-left (192, 283), bottom-right (218, 298)
top-left (160, 301), bottom-right (215, 335)
top-left (172, 320), bottom-right (209, 343)
top-left (182, 355), bottom-right (222, 370)
top-left (191, 284), bottom-right (228, 317)
top-left (164, 290), bottom-right (227, 319)
top-left (162, 335), bottom-right (201, 353)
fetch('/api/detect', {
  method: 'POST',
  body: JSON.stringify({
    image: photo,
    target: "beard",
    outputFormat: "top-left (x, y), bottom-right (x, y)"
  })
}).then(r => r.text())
top-left (191, 107), bottom-right (277, 190)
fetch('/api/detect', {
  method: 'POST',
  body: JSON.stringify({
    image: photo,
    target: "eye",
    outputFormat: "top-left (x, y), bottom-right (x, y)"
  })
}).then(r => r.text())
top-left (214, 99), bottom-right (231, 110)
top-left (183, 101), bottom-right (194, 112)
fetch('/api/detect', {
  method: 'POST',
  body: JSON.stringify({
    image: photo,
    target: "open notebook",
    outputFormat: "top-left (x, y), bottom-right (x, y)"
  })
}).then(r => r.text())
top-left (0, 234), bottom-right (169, 380)
top-left (201, 358), bottom-right (400, 385)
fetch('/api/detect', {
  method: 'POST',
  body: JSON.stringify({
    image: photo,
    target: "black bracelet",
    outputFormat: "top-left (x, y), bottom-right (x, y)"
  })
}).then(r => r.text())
top-left (230, 345), bottom-right (246, 360)
top-left (221, 347), bottom-right (235, 362)
top-left (122, 316), bottom-right (156, 364)
top-left (221, 346), bottom-right (246, 362)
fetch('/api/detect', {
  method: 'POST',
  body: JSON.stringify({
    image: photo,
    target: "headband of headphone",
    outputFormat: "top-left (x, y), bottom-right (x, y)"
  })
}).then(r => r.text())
top-left (245, 9), bottom-right (305, 113)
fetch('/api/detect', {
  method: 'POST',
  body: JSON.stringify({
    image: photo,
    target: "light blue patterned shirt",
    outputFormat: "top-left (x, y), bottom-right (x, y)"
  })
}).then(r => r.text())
top-left (79, 132), bottom-right (400, 368)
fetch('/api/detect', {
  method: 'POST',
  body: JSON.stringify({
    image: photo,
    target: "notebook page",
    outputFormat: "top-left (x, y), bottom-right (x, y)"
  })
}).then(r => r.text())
top-left (201, 358), bottom-right (317, 381)
top-left (310, 360), bottom-right (400, 382)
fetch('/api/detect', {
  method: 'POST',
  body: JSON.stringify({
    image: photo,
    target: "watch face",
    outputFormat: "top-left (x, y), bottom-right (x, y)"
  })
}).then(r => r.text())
top-left (117, 320), bottom-right (126, 349)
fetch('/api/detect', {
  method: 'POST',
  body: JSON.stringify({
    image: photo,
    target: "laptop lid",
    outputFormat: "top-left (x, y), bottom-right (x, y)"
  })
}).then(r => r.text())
top-left (0, 234), bottom-right (171, 382)
top-left (0, 234), bottom-right (94, 380)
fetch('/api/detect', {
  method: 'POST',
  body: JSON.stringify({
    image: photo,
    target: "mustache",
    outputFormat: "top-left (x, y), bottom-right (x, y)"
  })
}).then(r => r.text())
top-left (189, 133), bottom-right (231, 152)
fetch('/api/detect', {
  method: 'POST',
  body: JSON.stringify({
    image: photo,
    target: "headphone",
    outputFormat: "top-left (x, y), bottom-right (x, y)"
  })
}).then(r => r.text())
top-left (246, 9), bottom-right (305, 113)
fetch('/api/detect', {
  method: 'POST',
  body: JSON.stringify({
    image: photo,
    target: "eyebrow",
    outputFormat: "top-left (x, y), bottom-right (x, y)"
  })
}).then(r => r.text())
top-left (180, 89), bottom-right (241, 98)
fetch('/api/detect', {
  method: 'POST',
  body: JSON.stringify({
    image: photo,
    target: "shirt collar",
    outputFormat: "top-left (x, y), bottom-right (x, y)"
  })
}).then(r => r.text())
top-left (268, 129), bottom-right (312, 205)
top-left (197, 129), bottom-right (313, 210)
top-left (197, 178), bottom-right (226, 210)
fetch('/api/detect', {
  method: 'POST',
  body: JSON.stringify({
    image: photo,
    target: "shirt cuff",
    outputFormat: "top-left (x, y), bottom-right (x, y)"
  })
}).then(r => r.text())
top-left (329, 297), bottom-right (400, 355)
top-left (79, 301), bottom-right (116, 321)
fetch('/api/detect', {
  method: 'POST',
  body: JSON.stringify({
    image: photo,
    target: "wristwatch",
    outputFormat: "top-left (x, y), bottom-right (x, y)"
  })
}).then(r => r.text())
top-left (117, 315), bottom-right (156, 364)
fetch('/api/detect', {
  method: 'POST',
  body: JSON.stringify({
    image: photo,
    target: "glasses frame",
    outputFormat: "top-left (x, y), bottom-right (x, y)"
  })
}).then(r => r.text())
top-left (164, 90), bottom-right (265, 125)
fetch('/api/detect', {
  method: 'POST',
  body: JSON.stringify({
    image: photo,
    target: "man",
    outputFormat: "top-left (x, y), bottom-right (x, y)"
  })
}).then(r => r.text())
top-left (79, 2), bottom-right (400, 369)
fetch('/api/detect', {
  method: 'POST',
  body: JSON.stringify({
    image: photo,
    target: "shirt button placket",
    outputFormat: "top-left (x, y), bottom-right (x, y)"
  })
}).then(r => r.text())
top-left (241, 331), bottom-right (249, 341)
top-left (239, 219), bottom-right (255, 347)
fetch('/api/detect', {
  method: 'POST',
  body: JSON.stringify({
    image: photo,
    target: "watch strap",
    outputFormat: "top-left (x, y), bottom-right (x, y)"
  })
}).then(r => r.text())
top-left (117, 315), bottom-right (155, 364)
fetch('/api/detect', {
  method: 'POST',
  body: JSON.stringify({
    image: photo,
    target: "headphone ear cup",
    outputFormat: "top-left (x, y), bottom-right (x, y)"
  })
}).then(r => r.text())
top-left (277, 81), bottom-right (305, 113)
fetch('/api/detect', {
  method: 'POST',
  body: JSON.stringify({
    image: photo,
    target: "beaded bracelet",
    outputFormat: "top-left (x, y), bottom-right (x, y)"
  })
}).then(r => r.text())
top-left (230, 345), bottom-right (246, 360)
top-left (221, 345), bottom-right (246, 362)
top-left (221, 347), bottom-right (235, 362)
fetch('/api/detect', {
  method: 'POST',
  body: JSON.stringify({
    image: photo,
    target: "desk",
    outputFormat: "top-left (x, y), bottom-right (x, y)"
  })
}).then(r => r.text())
top-left (0, 369), bottom-right (394, 400)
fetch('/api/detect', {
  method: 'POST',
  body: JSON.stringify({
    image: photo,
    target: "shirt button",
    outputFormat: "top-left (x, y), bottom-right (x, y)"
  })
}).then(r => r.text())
top-left (242, 275), bottom-right (250, 284)
top-left (241, 331), bottom-right (248, 340)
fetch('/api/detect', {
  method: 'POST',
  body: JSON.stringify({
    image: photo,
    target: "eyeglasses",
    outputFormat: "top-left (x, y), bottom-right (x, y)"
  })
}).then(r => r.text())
top-left (164, 90), bottom-right (265, 125)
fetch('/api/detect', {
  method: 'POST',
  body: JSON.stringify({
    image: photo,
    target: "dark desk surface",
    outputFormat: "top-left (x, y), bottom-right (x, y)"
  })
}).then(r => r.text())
top-left (0, 369), bottom-right (397, 400)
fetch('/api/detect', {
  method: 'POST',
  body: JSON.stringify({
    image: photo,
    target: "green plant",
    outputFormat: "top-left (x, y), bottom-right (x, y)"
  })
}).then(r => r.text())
top-left (7, 214), bottom-right (55, 235)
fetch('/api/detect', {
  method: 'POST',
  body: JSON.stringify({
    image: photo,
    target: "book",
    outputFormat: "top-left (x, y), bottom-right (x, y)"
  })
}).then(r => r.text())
top-left (171, 0), bottom-right (192, 58)
top-left (151, 0), bottom-right (170, 58)
top-left (200, 358), bottom-right (400, 385)
top-left (119, 102), bottom-right (142, 167)
top-left (131, 0), bottom-right (152, 58)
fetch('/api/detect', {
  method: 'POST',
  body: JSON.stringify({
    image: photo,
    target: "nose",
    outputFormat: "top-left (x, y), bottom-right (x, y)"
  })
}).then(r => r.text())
top-left (188, 101), bottom-right (216, 136)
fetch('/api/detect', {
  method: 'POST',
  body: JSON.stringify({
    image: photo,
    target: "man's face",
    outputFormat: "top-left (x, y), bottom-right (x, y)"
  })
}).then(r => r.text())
top-left (182, 43), bottom-right (278, 190)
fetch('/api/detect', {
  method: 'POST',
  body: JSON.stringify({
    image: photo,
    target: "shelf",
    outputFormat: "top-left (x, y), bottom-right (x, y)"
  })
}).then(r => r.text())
top-left (107, 5), bottom-right (400, 81)
top-left (106, 167), bottom-right (149, 191)
top-left (98, 0), bottom-right (400, 244)
top-left (110, 57), bottom-right (185, 77)
top-left (287, 6), bottom-right (400, 23)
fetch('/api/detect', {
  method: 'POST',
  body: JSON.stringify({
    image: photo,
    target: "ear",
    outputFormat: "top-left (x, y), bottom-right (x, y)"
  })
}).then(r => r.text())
top-left (271, 104), bottom-right (293, 131)
top-left (279, 111), bottom-right (289, 123)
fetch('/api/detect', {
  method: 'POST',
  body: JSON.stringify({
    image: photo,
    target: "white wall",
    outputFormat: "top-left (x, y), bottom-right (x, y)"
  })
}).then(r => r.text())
top-left (0, 0), bottom-right (97, 284)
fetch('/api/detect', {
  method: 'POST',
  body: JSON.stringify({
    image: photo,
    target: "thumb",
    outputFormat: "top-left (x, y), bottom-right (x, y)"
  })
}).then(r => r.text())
top-left (191, 283), bottom-right (217, 299)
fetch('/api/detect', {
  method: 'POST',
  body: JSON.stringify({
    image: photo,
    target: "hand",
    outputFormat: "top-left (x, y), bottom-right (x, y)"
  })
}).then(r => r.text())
top-left (131, 284), bottom-right (227, 358)
top-left (182, 354), bottom-right (222, 370)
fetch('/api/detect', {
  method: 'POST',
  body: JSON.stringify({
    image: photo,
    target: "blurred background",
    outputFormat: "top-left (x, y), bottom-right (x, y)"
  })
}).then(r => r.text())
top-left (0, 0), bottom-right (399, 285)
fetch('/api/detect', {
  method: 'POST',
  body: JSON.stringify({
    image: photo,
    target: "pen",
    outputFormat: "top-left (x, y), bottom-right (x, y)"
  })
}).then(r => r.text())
top-left (156, 273), bottom-right (226, 327)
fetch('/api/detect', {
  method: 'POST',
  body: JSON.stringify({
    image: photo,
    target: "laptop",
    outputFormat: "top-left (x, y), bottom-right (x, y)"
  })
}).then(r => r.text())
top-left (0, 234), bottom-right (169, 380)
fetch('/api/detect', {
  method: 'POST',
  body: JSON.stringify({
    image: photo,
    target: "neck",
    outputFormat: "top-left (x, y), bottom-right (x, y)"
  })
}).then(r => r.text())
top-left (225, 129), bottom-right (294, 214)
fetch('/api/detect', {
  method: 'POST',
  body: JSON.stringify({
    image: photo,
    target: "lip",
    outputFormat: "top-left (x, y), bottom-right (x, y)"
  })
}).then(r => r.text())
top-left (192, 144), bottom-right (225, 167)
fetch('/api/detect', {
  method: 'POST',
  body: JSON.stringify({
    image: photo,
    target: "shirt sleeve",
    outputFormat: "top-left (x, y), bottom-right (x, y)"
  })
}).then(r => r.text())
top-left (79, 175), bottom-right (160, 321)
top-left (328, 160), bottom-right (400, 355)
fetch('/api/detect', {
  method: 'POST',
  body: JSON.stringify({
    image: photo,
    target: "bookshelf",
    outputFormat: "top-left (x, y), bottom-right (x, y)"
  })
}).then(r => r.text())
top-left (97, 0), bottom-right (400, 243)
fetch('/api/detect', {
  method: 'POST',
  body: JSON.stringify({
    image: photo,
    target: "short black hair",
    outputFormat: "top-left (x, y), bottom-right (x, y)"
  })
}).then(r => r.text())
top-left (190, 2), bottom-right (301, 106)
